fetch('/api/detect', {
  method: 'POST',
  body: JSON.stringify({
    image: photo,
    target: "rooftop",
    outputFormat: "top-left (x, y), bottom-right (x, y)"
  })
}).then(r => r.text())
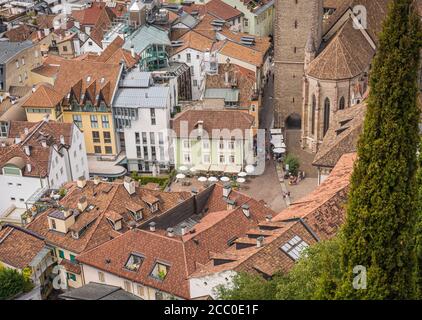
top-left (59, 282), bottom-right (142, 300)
top-left (0, 41), bottom-right (34, 64)
top-left (77, 183), bottom-right (275, 299)
top-left (172, 109), bottom-right (255, 138)
top-left (0, 224), bottom-right (46, 269)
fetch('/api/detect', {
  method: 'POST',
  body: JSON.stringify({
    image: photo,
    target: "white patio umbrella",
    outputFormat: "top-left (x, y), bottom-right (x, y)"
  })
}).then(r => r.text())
top-left (236, 177), bottom-right (246, 184)
top-left (189, 167), bottom-right (197, 173)
top-left (208, 176), bottom-right (218, 182)
top-left (198, 176), bottom-right (208, 182)
top-left (273, 147), bottom-right (286, 154)
top-left (245, 165), bottom-right (255, 174)
top-left (176, 173), bottom-right (186, 179)
top-left (178, 166), bottom-right (188, 172)
top-left (220, 176), bottom-right (230, 182)
top-left (238, 172), bottom-right (247, 178)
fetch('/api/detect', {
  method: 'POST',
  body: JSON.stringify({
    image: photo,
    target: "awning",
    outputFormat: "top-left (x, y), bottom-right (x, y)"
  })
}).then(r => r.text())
top-left (225, 165), bottom-right (242, 174)
top-left (193, 164), bottom-right (210, 172)
top-left (209, 164), bottom-right (225, 172)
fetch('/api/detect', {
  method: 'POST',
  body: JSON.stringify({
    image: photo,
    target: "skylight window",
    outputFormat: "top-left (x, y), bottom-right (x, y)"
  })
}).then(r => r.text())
top-left (150, 262), bottom-right (170, 281)
top-left (280, 236), bottom-right (309, 261)
top-left (125, 254), bottom-right (144, 272)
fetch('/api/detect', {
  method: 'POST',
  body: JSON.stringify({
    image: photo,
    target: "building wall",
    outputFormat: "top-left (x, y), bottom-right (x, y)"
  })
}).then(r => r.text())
top-left (53, 247), bottom-right (83, 289)
top-left (1, 43), bottom-right (43, 93)
top-left (273, 0), bottom-right (322, 128)
top-left (80, 39), bottom-right (102, 55)
top-left (171, 48), bottom-right (205, 100)
top-left (302, 74), bottom-right (367, 152)
top-left (81, 264), bottom-right (181, 300)
top-left (62, 112), bottom-right (118, 156)
top-left (189, 270), bottom-right (237, 299)
top-left (124, 106), bottom-right (172, 172)
top-left (174, 136), bottom-right (250, 170)
top-left (217, 0), bottom-right (275, 36)
top-left (0, 174), bottom-right (47, 218)
top-left (63, 125), bottom-right (90, 181)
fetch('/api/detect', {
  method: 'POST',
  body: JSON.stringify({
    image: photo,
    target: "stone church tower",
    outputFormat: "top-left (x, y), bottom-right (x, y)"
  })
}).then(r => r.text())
top-left (273, 0), bottom-right (323, 129)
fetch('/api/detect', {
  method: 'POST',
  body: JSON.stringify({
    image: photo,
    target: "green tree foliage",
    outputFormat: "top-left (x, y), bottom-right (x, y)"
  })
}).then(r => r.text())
top-left (285, 154), bottom-right (300, 176)
top-left (0, 265), bottom-right (33, 300)
top-left (415, 142), bottom-right (422, 298)
top-left (275, 238), bottom-right (341, 300)
top-left (216, 272), bottom-right (279, 300)
top-left (336, 0), bottom-right (422, 299)
top-left (217, 238), bottom-right (341, 300)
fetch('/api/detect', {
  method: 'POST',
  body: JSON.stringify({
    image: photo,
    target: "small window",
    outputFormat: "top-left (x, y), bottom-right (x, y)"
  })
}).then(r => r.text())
top-left (137, 285), bottom-right (145, 296)
top-left (125, 254), bottom-right (144, 271)
top-left (51, 219), bottom-right (57, 230)
top-left (58, 250), bottom-right (65, 259)
top-left (150, 262), bottom-right (169, 281)
top-left (70, 254), bottom-right (76, 262)
top-left (105, 146), bottom-right (113, 154)
top-left (98, 271), bottom-right (105, 282)
top-left (67, 273), bottom-right (76, 281)
top-left (280, 236), bottom-right (309, 261)
top-left (124, 280), bottom-right (132, 292)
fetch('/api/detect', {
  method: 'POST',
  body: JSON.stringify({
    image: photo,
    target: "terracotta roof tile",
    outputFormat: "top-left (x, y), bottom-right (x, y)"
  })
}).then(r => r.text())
top-left (0, 225), bottom-right (46, 269)
top-left (172, 109), bottom-right (255, 138)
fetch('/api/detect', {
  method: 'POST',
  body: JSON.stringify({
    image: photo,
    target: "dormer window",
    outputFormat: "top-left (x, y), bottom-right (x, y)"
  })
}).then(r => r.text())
top-left (150, 262), bottom-right (169, 281)
top-left (280, 236), bottom-right (309, 261)
top-left (125, 254), bottom-right (144, 272)
top-left (50, 218), bottom-right (56, 230)
top-left (130, 209), bottom-right (143, 221)
top-left (150, 202), bottom-right (159, 213)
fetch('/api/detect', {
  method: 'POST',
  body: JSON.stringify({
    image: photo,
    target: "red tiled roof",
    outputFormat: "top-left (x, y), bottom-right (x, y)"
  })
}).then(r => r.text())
top-left (0, 225), bottom-right (46, 269)
top-left (77, 184), bottom-right (275, 298)
top-left (27, 180), bottom-right (191, 254)
top-left (0, 120), bottom-right (75, 178)
top-left (172, 109), bottom-right (255, 138)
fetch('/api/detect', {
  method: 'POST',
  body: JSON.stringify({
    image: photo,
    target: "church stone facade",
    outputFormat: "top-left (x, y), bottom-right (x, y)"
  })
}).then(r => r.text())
top-left (274, 0), bottom-right (392, 153)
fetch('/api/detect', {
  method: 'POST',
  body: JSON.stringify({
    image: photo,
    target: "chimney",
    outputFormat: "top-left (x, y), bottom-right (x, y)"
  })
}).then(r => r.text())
top-left (191, 188), bottom-right (198, 196)
top-left (32, 86), bottom-right (36, 93)
top-left (227, 199), bottom-right (236, 210)
top-left (166, 227), bottom-right (174, 237)
top-left (197, 120), bottom-right (203, 136)
top-left (26, 163), bottom-right (32, 173)
top-left (149, 221), bottom-right (156, 232)
top-left (93, 176), bottom-right (101, 185)
top-left (24, 127), bottom-right (29, 135)
top-left (124, 177), bottom-right (136, 195)
top-left (265, 214), bottom-right (272, 222)
top-left (60, 135), bottom-right (65, 145)
top-left (15, 137), bottom-right (22, 144)
top-left (77, 176), bottom-right (87, 189)
top-left (63, 207), bottom-right (72, 218)
top-left (78, 196), bottom-right (88, 212)
top-left (24, 145), bottom-right (31, 156)
top-left (256, 236), bottom-right (264, 248)
top-left (223, 185), bottom-right (231, 198)
top-left (131, 45), bottom-right (135, 58)
top-left (180, 223), bottom-right (188, 236)
top-left (224, 71), bottom-right (229, 85)
top-left (241, 204), bottom-right (250, 218)
top-left (43, 114), bottom-right (50, 122)
top-left (41, 139), bottom-right (47, 148)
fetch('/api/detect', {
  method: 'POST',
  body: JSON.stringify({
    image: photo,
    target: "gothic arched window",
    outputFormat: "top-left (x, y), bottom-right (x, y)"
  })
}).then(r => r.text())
top-left (311, 94), bottom-right (316, 135)
top-left (339, 96), bottom-right (345, 110)
top-left (323, 98), bottom-right (330, 136)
